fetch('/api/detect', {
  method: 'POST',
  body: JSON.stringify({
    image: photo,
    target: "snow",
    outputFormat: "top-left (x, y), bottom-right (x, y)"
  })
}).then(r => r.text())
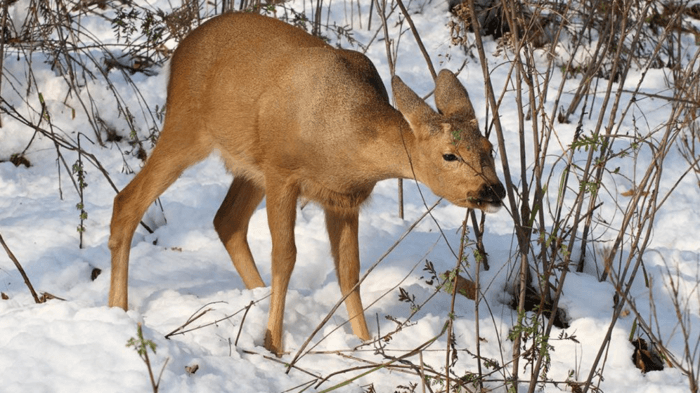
top-left (1, 0), bottom-right (699, 392)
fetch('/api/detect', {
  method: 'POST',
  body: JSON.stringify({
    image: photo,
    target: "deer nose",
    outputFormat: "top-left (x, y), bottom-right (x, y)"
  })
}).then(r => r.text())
top-left (480, 182), bottom-right (506, 202)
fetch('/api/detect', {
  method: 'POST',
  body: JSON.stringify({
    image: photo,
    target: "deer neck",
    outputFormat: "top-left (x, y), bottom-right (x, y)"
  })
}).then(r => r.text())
top-left (366, 111), bottom-right (420, 182)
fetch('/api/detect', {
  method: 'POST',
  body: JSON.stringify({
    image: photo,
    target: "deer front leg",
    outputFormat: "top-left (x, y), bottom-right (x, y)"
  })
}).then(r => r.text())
top-left (264, 178), bottom-right (299, 356)
top-left (325, 207), bottom-right (370, 341)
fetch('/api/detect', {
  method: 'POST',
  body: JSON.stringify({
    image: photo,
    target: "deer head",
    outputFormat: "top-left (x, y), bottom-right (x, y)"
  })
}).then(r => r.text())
top-left (392, 70), bottom-right (506, 212)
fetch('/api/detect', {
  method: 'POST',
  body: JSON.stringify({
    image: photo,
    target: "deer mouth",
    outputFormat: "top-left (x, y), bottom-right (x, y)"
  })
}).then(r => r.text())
top-left (466, 196), bottom-right (503, 213)
top-left (463, 183), bottom-right (505, 213)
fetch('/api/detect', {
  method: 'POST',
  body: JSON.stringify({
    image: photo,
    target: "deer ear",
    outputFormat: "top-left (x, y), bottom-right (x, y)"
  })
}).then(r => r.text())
top-left (434, 69), bottom-right (476, 120)
top-left (392, 75), bottom-right (436, 130)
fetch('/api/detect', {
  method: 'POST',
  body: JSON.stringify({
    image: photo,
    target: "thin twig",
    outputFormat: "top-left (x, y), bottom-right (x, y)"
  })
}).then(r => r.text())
top-left (445, 210), bottom-right (471, 392)
top-left (394, 0), bottom-right (436, 80)
top-left (316, 322), bottom-right (448, 393)
top-left (0, 233), bottom-right (41, 304)
top-left (0, 0), bottom-right (7, 128)
top-left (235, 300), bottom-right (255, 346)
top-left (165, 296), bottom-right (268, 339)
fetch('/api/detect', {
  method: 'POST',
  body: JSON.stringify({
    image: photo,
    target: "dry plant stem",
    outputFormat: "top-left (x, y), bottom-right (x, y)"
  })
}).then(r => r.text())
top-left (563, 5), bottom-right (629, 242)
top-left (562, 0), bottom-right (612, 123)
top-left (153, 355), bottom-right (169, 393)
top-left (532, 0), bottom-right (671, 386)
top-left (609, 264), bottom-right (694, 381)
top-left (613, 0), bottom-right (684, 270)
top-left (394, 0), bottom-right (436, 80)
top-left (235, 300), bottom-right (255, 346)
top-left (315, 357), bottom-right (424, 391)
top-left (165, 296), bottom-right (269, 338)
top-left (582, 35), bottom-right (698, 392)
top-left (462, 0), bottom-right (524, 249)
top-left (142, 347), bottom-right (157, 392)
top-left (164, 305), bottom-right (216, 338)
top-left (539, 0), bottom-right (596, 174)
top-left (470, 210), bottom-right (489, 270)
top-left (51, 4), bottom-right (102, 145)
top-left (281, 380), bottom-right (317, 393)
top-left (576, 0), bottom-right (656, 274)
top-left (582, 203), bottom-right (656, 392)
top-left (313, 0), bottom-right (323, 36)
top-left (243, 349), bottom-right (321, 380)
top-left (37, 95), bottom-right (72, 201)
top-left (0, 0), bottom-right (7, 128)
top-left (313, 346), bottom-right (519, 390)
top-left (464, 0), bottom-right (528, 387)
top-left (500, 3), bottom-right (536, 385)
top-left (374, 0), bottom-right (395, 75)
top-left (398, 180), bottom-right (404, 219)
top-left (504, 0), bottom-right (546, 253)
top-left (319, 239), bottom-right (437, 352)
top-left (526, 3), bottom-right (570, 262)
top-left (77, 134), bottom-right (85, 249)
top-left (350, 241), bottom-right (457, 355)
top-left (373, 0), bottom-right (405, 220)
top-left (316, 322), bottom-right (449, 393)
top-left (361, 0), bottom-right (395, 52)
top-left (474, 214), bottom-right (483, 391)
top-left (2, 0), bottom-right (163, 151)
top-left (654, 263), bottom-right (697, 389)
top-left (581, 79), bottom-right (693, 392)
top-left (464, 0), bottom-right (521, 230)
top-left (545, 3), bottom-right (607, 225)
top-left (601, 4), bottom-right (691, 207)
top-left (512, 253), bottom-right (529, 384)
top-left (0, 233), bottom-right (41, 304)
top-left (286, 199), bottom-right (441, 372)
top-left (420, 351), bottom-right (427, 393)
top-left (502, 0), bottom-right (530, 231)
top-left (0, 99), bottom-right (154, 233)
top-left (529, 4), bottom-right (643, 388)
top-left (445, 212), bottom-right (470, 392)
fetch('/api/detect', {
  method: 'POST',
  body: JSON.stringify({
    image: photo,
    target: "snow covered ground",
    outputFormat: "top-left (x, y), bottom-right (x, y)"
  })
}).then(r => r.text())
top-left (0, 0), bottom-right (698, 392)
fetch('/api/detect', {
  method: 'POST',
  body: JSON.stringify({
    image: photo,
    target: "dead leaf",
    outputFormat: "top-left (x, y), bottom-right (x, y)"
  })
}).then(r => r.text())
top-left (621, 188), bottom-right (649, 197)
top-left (442, 271), bottom-right (476, 300)
top-left (631, 338), bottom-right (664, 373)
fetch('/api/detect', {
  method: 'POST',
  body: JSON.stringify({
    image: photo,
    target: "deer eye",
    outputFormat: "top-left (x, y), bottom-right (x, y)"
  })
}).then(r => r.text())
top-left (443, 153), bottom-right (459, 162)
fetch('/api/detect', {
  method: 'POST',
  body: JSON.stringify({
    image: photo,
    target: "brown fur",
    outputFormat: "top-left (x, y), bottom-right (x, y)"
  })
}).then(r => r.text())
top-left (108, 12), bottom-right (505, 356)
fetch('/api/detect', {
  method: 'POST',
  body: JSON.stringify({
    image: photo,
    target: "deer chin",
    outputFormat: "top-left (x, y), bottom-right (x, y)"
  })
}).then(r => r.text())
top-left (481, 201), bottom-right (503, 214)
top-left (459, 196), bottom-right (503, 214)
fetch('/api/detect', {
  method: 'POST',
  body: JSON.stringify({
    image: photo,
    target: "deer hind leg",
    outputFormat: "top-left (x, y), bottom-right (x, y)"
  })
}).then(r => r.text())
top-left (325, 207), bottom-right (371, 341)
top-left (213, 176), bottom-right (265, 289)
top-left (263, 176), bottom-right (300, 356)
top-left (108, 125), bottom-right (210, 310)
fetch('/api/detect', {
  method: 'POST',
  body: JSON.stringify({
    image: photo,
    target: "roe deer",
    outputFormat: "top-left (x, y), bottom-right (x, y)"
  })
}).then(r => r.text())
top-left (108, 12), bottom-right (506, 356)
